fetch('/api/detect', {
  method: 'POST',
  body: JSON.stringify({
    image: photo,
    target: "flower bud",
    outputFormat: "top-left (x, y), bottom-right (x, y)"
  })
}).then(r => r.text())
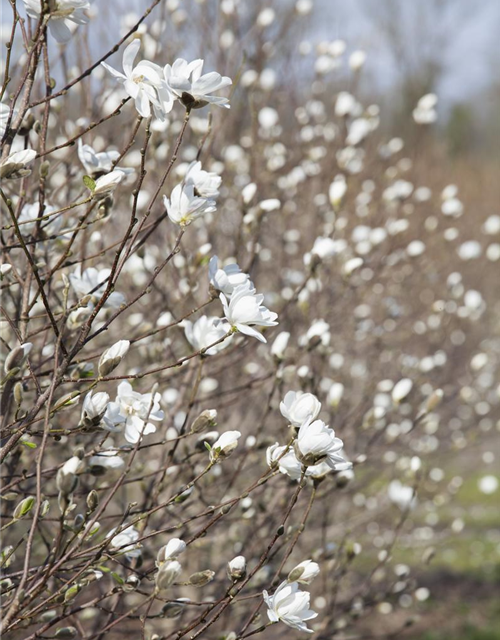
top-left (54, 626), bottom-right (78, 638)
top-left (188, 570), bottom-right (215, 587)
top-left (156, 560), bottom-right (182, 591)
top-left (424, 389), bottom-right (443, 413)
top-left (91, 170), bottom-right (124, 198)
top-left (190, 409), bottom-right (217, 434)
top-left (86, 490), bottom-right (99, 513)
top-left (392, 378), bottom-right (413, 404)
top-left (157, 538), bottom-right (186, 565)
top-left (209, 431), bottom-right (241, 462)
top-left (98, 340), bottom-right (130, 377)
top-left (4, 343), bottom-right (32, 373)
top-left (161, 599), bottom-right (189, 618)
top-left (56, 456), bottom-right (82, 496)
top-left (13, 496), bottom-right (35, 519)
top-left (227, 555), bottom-right (246, 581)
top-left (287, 560), bottom-right (320, 585)
top-left (80, 391), bottom-right (109, 428)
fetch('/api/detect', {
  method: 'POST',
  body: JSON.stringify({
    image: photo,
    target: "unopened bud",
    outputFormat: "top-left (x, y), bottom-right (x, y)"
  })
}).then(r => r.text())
top-left (86, 490), bottom-right (99, 513)
top-left (13, 496), bottom-right (35, 519)
top-left (190, 409), bottom-right (217, 434)
top-left (188, 570), bottom-right (215, 587)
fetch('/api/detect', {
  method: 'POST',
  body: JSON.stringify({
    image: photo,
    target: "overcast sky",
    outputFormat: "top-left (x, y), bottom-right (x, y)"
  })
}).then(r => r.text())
top-left (314, 0), bottom-right (500, 106)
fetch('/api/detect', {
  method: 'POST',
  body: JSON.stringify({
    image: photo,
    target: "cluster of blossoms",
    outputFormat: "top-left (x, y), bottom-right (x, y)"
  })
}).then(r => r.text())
top-left (267, 390), bottom-right (352, 482)
top-left (102, 40), bottom-right (231, 119)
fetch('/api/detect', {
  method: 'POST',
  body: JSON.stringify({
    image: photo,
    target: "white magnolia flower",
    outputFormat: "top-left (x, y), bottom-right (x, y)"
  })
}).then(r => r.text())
top-left (157, 538), bottom-right (186, 564)
top-left (413, 93), bottom-right (438, 124)
top-left (78, 139), bottom-right (120, 176)
top-left (102, 39), bottom-right (173, 118)
top-left (310, 236), bottom-right (338, 261)
top-left (156, 559), bottom-right (182, 591)
top-left (88, 450), bottom-right (125, 470)
top-left (0, 149), bottom-right (36, 180)
top-left (23, 0), bottom-right (90, 43)
top-left (183, 315), bottom-right (230, 355)
top-left (267, 443), bottom-right (303, 480)
top-left (280, 391), bottom-right (321, 428)
top-left (69, 266), bottom-right (125, 309)
top-left (267, 443), bottom-right (335, 481)
top-left (81, 391), bottom-right (109, 426)
top-left (263, 580), bottom-right (317, 633)
top-left (163, 183), bottom-right (216, 227)
top-left (106, 381), bottom-right (164, 444)
top-left (18, 202), bottom-right (60, 236)
top-left (92, 170), bottom-right (125, 198)
top-left (388, 480), bottom-right (417, 511)
top-left (108, 525), bottom-right (141, 558)
top-left (271, 331), bottom-right (290, 360)
top-left (164, 58), bottom-right (232, 109)
top-left (296, 419), bottom-right (351, 470)
top-left (184, 160), bottom-right (222, 199)
top-left (220, 282), bottom-right (278, 343)
top-left (288, 560), bottom-right (320, 585)
top-left (392, 378), bottom-right (413, 404)
top-left (210, 430), bottom-right (241, 461)
top-left (208, 256), bottom-right (251, 297)
top-left (327, 382), bottom-right (344, 408)
top-left (329, 174), bottom-right (347, 207)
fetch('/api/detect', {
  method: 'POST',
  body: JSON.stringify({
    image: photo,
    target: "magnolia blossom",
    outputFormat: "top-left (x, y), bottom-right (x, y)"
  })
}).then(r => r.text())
top-left (98, 340), bottom-right (130, 376)
top-left (267, 443), bottom-right (335, 481)
top-left (164, 58), bottom-right (232, 109)
top-left (184, 160), bottom-right (222, 198)
top-left (0, 149), bottom-right (36, 180)
top-left (157, 538), bottom-right (186, 564)
top-left (22, 0), bottom-right (90, 43)
top-left (209, 430), bottom-right (241, 461)
top-left (102, 39), bottom-right (173, 118)
top-left (92, 170), bottom-right (125, 198)
top-left (296, 419), bottom-right (351, 470)
top-left (183, 315), bottom-right (230, 355)
top-left (163, 183), bottom-right (216, 227)
top-left (263, 580), bottom-right (317, 633)
top-left (77, 139), bottom-right (134, 177)
top-left (69, 266), bottom-right (125, 309)
top-left (280, 391), bottom-right (321, 428)
top-left (156, 559), bottom-right (182, 591)
top-left (104, 382), bottom-right (164, 444)
top-left (392, 378), bottom-right (413, 404)
top-left (388, 480), bottom-right (417, 511)
top-left (208, 256), bottom-right (251, 297)
top-left (88, 450), bottom-right (125, 471)
top-left (329, 174), bottom-right (347, 207)
top-left (108, 525), bottom-right (141, 558)
top-left (81, 391), bottom-right (109, 427)
top-left (271, 331), bottom-right (290, 360)
top-left (288, 560), bottom-right (320, 585)
top-left (220, 282), bottom-right (278, 343)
